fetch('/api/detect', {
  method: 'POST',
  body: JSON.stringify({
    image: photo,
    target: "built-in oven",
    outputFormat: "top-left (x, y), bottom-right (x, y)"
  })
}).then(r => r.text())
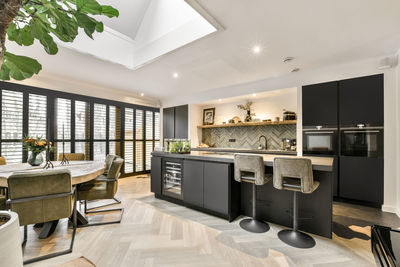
top-left (303, 126), bottom-right (338, 155)
top-left (340, 126), bottom-right (383, 158)
top-left (162, 158), bottom-right (183, 200)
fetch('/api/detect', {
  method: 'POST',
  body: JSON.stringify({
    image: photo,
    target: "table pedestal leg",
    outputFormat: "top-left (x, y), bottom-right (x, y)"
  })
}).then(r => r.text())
top-left (39, 220), bottom-right (59, 239)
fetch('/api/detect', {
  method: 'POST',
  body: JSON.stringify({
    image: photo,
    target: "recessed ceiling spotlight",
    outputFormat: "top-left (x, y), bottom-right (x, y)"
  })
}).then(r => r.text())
top-left (291, 68), bottom-right (300, 72)
top-left (252, 93), bottom-right (257, 97)
top-left (283, 57), bottom-right (294, 63)
top-left (218, 99), bottom-right (222, 102)
top-left (140, 93), bottom-right (144, 97)
top-left (253, 46), bottom-right (261, 54)
top-left (173, 72), bottom-right (179, 78)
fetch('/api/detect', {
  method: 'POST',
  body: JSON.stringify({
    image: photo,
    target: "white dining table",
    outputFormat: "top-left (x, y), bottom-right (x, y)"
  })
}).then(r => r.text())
top-left (0, 161), bottom-right (105, 187)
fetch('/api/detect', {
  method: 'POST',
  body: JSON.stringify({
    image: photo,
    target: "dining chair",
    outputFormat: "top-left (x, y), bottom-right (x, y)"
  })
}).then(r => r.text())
top-left (0, 157), bottom-right (6, 165)
top-left (0, 157), bottom-right (6, 209)
top-left (6, 169), bottom-right (77, 265)
top-left (77, 157), bottom-right (124, 227)
top-left (58, 153), bottom-right (85, 161)
top-left (86, 154), bottom-right (121, 211)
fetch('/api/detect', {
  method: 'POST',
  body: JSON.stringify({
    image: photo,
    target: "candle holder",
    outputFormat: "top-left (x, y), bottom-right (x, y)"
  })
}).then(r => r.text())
top-left (43, 121), bottom-right (54, 169)
top-left (60, 123), bottom-right (69, 165)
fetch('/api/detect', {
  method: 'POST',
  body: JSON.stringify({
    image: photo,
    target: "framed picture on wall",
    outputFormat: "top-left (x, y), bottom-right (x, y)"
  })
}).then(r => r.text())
top-left (203, 108), bottom-right (215, 125)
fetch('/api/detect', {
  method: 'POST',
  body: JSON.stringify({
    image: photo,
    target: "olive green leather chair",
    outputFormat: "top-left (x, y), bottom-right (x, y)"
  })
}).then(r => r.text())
top-left (77, 157), bottom-right (124, 227)
top-left (6, 169), bottom-right (77, 265)
top-left (58, 153), bottom-right (85, 161)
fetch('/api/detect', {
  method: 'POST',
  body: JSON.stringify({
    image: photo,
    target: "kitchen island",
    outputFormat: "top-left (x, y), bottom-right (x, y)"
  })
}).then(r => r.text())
top-left (151, 151), bottom-right (334, 238)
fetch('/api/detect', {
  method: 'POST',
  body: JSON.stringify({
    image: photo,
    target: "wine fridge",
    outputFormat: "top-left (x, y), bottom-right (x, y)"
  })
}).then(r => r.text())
top-left (162, 159), bottom-right (183, 199)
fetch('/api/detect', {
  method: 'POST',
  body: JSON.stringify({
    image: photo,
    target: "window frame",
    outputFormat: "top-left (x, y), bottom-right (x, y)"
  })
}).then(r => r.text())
top-left (0, 81), bottom-right (159, 176)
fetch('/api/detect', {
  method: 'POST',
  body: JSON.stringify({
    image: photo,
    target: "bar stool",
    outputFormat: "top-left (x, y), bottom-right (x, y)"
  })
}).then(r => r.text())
top-left (273, 157), bottom-right (319, 248)
top-left (234, 154), bottom-right (272, 233)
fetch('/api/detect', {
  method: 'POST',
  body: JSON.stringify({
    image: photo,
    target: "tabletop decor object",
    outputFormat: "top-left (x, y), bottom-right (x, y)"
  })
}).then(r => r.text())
top-left (60, 124), bottom-right (69, 165)
top-left (168, 140), bottom-right (191, 154)
top-left (203, 108), bottom-right (215, 125)
top-left (237, 101), bottom-right (255, 122)
top-left (23, 136), bottom-right (50, 166)
top-left (44, 121), bottom-right (54, 169)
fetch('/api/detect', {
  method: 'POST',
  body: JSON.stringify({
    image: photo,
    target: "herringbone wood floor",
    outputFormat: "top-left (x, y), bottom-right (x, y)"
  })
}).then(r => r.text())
top-left (24, 175), bottom-right (378, 267)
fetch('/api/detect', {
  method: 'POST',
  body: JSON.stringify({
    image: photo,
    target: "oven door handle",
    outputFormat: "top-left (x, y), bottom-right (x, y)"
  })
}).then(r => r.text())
top-left (343, 130), bottom-right (380, 134)
top-left (304, 131), bottom-right (334, 134)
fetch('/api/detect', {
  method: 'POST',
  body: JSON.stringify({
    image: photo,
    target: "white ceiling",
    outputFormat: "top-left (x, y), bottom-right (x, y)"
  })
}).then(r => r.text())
top-left (7, 0), bottom-right (400, 104)
top-left (97, 0), bottom-right (151, 40)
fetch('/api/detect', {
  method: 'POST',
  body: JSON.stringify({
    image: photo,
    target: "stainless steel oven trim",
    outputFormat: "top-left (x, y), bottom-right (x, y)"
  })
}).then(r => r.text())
top-left (304, 131), bottom-right (335, 134)
top-left (343, 130), bottom-right (381, 134)
top-left (340, 126), bottom-right (384, 130)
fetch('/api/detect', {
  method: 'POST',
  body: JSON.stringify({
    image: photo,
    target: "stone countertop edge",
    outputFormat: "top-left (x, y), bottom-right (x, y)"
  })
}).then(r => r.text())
top-left (152, 151), bottom-right (334, 172)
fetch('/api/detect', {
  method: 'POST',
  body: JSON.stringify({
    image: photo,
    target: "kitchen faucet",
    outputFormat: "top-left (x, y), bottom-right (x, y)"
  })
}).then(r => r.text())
top-left (258, 135), bottom-right (267, 150)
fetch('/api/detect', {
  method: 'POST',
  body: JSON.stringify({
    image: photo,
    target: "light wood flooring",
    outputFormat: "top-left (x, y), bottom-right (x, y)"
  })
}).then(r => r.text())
top-left (22, 175), bottom-right (389, 267)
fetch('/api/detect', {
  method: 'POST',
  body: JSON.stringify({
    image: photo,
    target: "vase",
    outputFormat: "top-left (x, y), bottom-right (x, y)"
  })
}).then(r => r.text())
top-left (28, 152), bottom-right (43, 166)
top-left (245, 110), bottom-right (252, 122)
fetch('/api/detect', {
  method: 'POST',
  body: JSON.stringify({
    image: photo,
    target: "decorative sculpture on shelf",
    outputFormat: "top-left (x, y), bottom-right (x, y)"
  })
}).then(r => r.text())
top-left (237, 101), bottom-right (256, 122)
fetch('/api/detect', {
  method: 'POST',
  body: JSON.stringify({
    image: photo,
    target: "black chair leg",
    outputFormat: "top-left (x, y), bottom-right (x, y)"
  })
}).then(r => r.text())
top-left (23, 191), bottom-right (78, 265)
top-left (22, 225), bottom-right (27, 247)
top-left (239, 183), bottom-right (270, 233)
top-left (77, 200), bottom-right (124, 228)
top-left (278, 191), bottom-right (316, 248)
top-left (86, 197), bottom-right (121, 211)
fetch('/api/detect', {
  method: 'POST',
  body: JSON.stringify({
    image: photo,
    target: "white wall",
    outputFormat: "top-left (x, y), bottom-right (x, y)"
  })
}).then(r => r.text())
top-left (13, 72), bottom-right (160, 107)
top-left (201, 88), bottom-right (297, 124)
top-left (163, 55), bottom-right (400, 214)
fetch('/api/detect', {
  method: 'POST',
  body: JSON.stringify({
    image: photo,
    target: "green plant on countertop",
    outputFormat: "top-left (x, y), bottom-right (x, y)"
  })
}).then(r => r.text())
top-left (0, 0), bottom-right (119, 81)
top-left (237, 101), bottom-right (256, 122)
top-left (169, 140), bottom-right (191, 154)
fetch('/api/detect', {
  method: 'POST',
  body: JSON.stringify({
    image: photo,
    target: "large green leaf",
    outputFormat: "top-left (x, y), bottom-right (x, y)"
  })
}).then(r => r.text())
top-left (74, 12), bottom-right (97, 38)
top-left (30, 19), bottom-right (58, 55)
top-left (76, 0), bottom-right (102, 14)
top-left (101, 5), bottom-right (119, 18)
top-left (7, 23), bottom-right (34, 46)
top-left (3, 52), bottom-right (42, 80)
top-left (0, 65), bottom-right (11, 80)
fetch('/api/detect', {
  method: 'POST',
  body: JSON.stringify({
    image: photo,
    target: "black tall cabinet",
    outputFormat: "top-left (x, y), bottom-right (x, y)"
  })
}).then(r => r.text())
top-left (163, 104), bottom-right (188, 139)
top-left (302, 81), bottom-right (338, 126)
top-left (339, 75), bottom-right (384, 126)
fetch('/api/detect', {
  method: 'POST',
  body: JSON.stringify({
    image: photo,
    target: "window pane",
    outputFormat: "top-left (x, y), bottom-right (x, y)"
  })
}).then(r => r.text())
top-left (109, 141), bottom-right (121, 156)
top-left (75, 101), bottom-right (89, 140)
top-left (145, 141), bottom-right (153, 170)
top-left (124, 141), bottom-right (133, 173)
top-left (145, 111), bottom-right (153, 140)
top-left (29, 94), bottom-right (47, 138)
top-left (109, 106), bottom-right (116, 140)
top-left (155, 112), bottom-right (160, 140)
top-left (2, 90), bottom-right (23, 139)
top-left (136, 110), bottom-right (143, 140)
top-left (94, 104), bottom-right (106, 140)
top-left (155, 141), bottom-right (161, 150)
top-left (57, 98), bottom-right (71, 139)
top-left (1, 142), bottom-right (22, 164)
top-left (135, 141), bottom-right (143, 172)
top-left (125, 108), bottom-right (133, 139)
top-left (75, 142), bottom-right (90, 160)
top-left (55, 142), bottom-right (71, 160)
top-left (93, 142), bottom-right (106, 161)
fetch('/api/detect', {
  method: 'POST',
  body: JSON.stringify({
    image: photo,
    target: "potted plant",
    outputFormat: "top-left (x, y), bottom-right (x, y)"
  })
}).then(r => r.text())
top-left (0, 211), bottom-right (23, 266)
top-left (23, 136), bottom-right (52, 166)
top-left (237, 101), bottom-right (256, 122)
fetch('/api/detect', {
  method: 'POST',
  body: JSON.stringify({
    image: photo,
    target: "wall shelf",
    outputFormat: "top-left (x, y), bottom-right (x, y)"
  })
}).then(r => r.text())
top-left (197, 120), bottom-right (297, 129)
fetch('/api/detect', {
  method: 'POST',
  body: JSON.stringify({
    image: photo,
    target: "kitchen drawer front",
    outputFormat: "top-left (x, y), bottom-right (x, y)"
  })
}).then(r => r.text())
top-left (339, 156), bottom-right (383, 204)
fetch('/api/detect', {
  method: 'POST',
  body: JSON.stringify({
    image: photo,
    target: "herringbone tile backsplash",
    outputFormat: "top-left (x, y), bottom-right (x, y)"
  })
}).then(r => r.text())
top-left (202, 124), bottom-right (296, 150)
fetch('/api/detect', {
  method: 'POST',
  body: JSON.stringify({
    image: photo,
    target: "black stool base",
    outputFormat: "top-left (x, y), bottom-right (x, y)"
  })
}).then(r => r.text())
top-left (239, 218), bottom-right (270, 233)
top-left (278, 229), bottom-right (316, 248)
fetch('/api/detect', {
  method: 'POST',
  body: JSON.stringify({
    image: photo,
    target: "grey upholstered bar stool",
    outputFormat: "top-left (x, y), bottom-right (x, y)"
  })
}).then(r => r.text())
top-left (234, 154), bottom-right (272, 233)
top-left (273, 157), bottom-right (320, 248)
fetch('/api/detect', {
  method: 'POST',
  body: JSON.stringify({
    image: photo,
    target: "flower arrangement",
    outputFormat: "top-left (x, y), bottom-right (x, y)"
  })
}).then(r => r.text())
top-left (237, 101), bottom-right (256, 122)
top-left (23, 136), bottom-right (52, 154)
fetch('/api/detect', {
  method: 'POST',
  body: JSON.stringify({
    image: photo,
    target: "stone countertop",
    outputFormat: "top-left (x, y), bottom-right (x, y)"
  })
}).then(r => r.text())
top-left (191, 147), bottom-right (297, 155)
top-left (152, 151), bottom-right (334, 172)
